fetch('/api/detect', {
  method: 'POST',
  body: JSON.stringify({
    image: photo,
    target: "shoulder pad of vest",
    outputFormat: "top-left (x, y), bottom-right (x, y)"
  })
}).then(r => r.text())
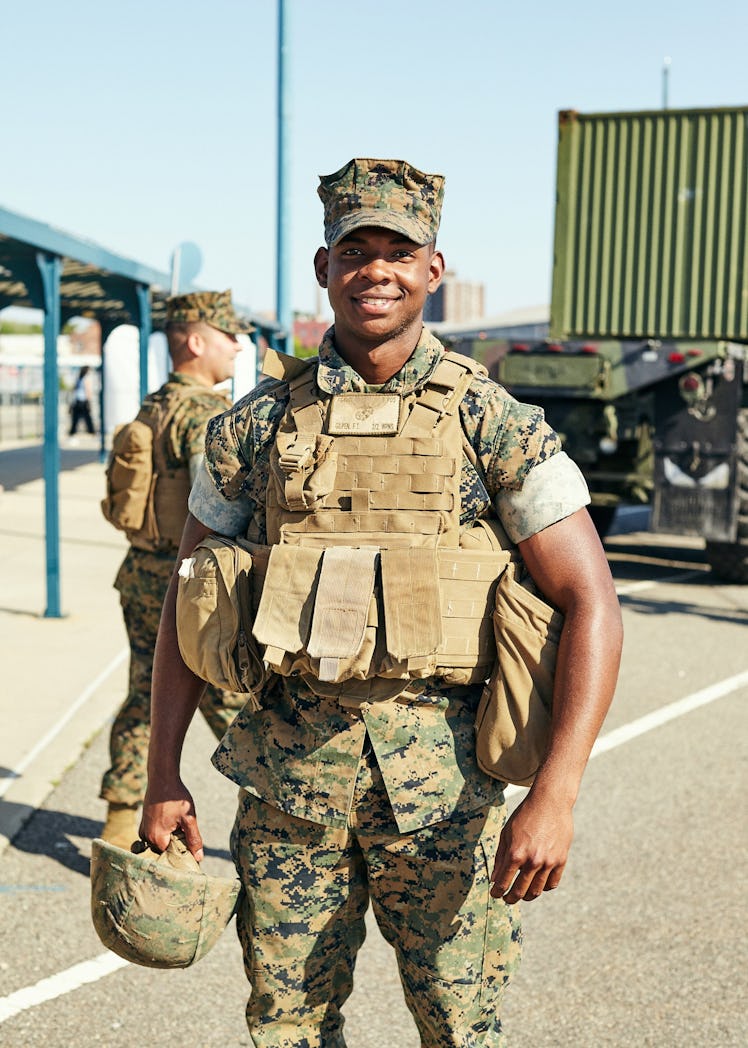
top-left (261, 349), bottom-right (316, 382)
top-left (442, 349), bottom-right (488, 378)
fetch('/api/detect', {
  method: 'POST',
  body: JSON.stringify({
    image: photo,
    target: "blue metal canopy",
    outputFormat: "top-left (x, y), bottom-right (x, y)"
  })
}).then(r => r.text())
top-left (0, 204), bottom-right (284, 618)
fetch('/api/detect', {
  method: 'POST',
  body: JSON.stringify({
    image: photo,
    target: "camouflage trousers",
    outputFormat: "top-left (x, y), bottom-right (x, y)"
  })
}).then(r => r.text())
top-left (230, 747), bottom-right (521, 1048)
top-left (99, 547), bottom-right (247, 806)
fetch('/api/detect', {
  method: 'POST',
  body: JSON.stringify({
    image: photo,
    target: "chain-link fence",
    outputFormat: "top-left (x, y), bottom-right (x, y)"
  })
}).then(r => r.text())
top-left (0, 363), bottom-right (101, 445)
top-left (0, 392), bottom-right (103, 444)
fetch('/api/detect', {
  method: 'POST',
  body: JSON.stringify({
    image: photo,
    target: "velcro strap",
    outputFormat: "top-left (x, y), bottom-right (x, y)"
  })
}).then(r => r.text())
top-left (307, 546), bottom-right (379, 677)
top-left (252, 545), bottom-right (322, 653)
top-left (380, 548), bottom-right (443, 659)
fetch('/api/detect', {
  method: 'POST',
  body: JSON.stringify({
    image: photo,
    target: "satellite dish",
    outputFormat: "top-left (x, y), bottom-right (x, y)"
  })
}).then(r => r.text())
top-left (170, 242), bottom-right (203, 294)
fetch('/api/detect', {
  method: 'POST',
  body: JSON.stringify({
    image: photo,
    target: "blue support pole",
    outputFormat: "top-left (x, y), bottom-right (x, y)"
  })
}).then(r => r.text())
top-left (276, 0), bottom-right (293, 354)
top-left (36, 251), bottom-right (62, 618)
top-left (135, 284), bottom-right (151, 401)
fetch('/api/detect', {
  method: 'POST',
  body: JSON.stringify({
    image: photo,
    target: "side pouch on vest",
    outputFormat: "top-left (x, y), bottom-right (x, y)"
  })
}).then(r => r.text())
top-left (270, 432), bottom-right (338, 511)
top-left (101, 420), bottom-right (158, 541)
top-left (176, 536), bottom-right (268, 700)
top-left (475, 561), bottom-right (563, 787)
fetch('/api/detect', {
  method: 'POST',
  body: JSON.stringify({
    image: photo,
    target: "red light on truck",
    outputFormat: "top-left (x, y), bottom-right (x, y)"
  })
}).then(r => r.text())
top-left (546, 343), bottom-right (563, 353)
top-left (511, 343), bottom-right (530, 352)
top-left (667, 352), bottom-right (686, 364)
top-left (686, 348), bottom-right (702, 357)
top-left (581, 343), bottom-right (599, 354)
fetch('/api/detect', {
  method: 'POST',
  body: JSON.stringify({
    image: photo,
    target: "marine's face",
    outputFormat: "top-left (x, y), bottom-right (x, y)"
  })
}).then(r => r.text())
top-left (202, 325), bottom-right (240, 384)
top-left (315, 227), bottom-right (444, 349)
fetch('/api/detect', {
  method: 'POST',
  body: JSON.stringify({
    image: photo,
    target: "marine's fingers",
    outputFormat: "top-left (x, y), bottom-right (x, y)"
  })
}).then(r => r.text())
top-left (180, 816), bottom-right (204, 862)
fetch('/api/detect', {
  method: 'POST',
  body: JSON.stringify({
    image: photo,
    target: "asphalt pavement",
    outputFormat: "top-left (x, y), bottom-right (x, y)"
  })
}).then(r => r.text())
top-left (1, 439), bottom-right (746, 1047)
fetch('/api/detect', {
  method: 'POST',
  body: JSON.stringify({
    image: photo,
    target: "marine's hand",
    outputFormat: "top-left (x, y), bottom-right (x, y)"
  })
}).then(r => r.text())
top-left (490, 791), bottom-right (574, 903)
top-left (140, 781), bottom-right (204, 862)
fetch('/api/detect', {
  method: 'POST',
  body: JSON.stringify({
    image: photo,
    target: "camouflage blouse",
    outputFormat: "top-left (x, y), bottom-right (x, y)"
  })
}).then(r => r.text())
top-left (199, 329), bottom-right (580, 833)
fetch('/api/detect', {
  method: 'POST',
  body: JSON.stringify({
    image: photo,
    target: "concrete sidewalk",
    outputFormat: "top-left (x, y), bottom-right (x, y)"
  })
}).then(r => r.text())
top-left (0, 436), bottom-right (129, 853)
top-left (0, 438), bottom-right (651, 857)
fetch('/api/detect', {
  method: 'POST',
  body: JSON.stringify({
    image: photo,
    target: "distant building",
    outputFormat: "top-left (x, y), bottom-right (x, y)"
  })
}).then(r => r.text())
top-left (429, 304), bottom-right (550, 343)
top-left (424, 270), bottom-right (485, 324)
top-left (294, 315), bottom-right (329, 351)
top-left (68, 319), bottom-right (102, 356)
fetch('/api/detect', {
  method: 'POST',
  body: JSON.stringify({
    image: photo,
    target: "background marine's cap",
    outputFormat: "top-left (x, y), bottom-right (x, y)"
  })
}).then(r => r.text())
top-left (166, 289), bottom-right (255, 334)
top-left (318, 158), bottom-right (445, 247)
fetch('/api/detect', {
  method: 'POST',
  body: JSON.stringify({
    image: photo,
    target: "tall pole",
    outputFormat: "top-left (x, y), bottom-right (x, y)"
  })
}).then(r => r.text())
top-left (662, 56), bottom-right (671, 110)
top-left (37, 252), bottom-right (62, 618)
top-left (276, 0), bottom-right (293, 352)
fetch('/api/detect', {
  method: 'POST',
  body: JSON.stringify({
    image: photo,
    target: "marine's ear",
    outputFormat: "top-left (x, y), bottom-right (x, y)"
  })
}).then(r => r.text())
top-left (427, 248), bottom-right (446, 294)
top-left (314, 246), bottom-right (329, 289)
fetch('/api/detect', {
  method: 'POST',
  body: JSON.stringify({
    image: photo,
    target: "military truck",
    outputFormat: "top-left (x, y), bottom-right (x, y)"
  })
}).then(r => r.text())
top-left (472, 106), bottom-right (748, 583)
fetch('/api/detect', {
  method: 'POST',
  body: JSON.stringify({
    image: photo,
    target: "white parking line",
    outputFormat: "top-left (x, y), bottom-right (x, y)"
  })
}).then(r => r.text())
top-left (0, 953), bottom-right (128, 1022)
top-left (616, 569), bottom-right (702, 595)
top-left (2, 666), bottom-right (747, 1023)
top-left (0, 648), bottom-right (128, 800)
top-left (505, 668), bottom-right (748, 799)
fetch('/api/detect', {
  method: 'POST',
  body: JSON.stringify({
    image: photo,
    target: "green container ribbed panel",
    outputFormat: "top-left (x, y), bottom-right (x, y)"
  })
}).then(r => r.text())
top-left (550, 106), bottom-right (748, 341)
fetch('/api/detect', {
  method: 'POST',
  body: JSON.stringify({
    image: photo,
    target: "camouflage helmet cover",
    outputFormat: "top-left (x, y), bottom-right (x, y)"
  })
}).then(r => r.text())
top-left (166, 289), bottom-right (255, 335)
top-left (90, 835), bottom-right (241, 969)
top-left (318, 158), bottom-right (445, 247)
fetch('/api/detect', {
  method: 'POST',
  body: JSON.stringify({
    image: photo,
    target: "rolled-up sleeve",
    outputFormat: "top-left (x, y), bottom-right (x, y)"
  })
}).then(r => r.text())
top-left (188, 460), bottom-right (252, 536)
top-left (495, 452), bottom-right (590, 543)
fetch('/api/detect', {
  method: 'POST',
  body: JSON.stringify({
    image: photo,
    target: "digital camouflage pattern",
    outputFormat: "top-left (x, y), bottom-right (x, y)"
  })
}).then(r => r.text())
top-left (100, 373), bottom-right (247, 807)
top-left (231, 757), bottom-right (521, 1047)
top-left (194, 326), bottom-right (570, 1043)
top-left (166, 288), bottom-right (255, 334)
top-left (206, 327), bottom-right (562, 832)
top-left (91, 835), bottom-right (241, 968)
top-left (203, 327), bottom-right (561, 545)
top-left (318, 158), bottom-right (445, 247)
top-left (100, 547), bottom-right (247, 805)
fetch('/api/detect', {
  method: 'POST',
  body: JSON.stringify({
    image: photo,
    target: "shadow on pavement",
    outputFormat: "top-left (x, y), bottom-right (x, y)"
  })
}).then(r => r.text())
top-left (2, 800), bottom-right (233, 876)
top-left (0, 445), bottom-right (102, 491)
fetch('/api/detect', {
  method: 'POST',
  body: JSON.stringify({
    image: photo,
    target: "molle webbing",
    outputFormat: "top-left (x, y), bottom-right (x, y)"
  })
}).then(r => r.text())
top-left (254, 350), bottom-right (509, 689)
top-left (252, 538), bottom-right (510, 687)
top-left (266, 352), bottom-right (479, 548)
top-left (127, 387), bottom-right (195, 553)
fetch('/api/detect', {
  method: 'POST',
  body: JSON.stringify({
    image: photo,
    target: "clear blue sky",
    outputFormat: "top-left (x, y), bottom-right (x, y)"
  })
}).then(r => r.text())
top-left (3, 0), bottom-right (747, 321)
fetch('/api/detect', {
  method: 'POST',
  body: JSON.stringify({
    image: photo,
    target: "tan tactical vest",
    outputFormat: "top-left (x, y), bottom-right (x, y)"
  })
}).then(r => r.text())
top-left (106, 384), bottom-right (225, 555)
top-left (249, 351), bottom-right (513, 700)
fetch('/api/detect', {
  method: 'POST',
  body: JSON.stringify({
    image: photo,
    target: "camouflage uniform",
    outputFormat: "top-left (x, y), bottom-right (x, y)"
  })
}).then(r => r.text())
top-left (184, 162), bottom-right (590, 1045)
top-left (99, 372), bottom-right (247, 807)
top-left (189, 328), bottom-right (587, 1047)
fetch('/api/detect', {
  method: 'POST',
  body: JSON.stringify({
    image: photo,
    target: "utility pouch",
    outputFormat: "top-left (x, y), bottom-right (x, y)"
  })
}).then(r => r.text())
top-left (175, 535), bottom-right (269, 700)
top-left (269, 432), bottom-right (338, 511)
top-left (475, 560), bottom-right (563, 787)
top-left (101, 419), bottom-right (158, 542)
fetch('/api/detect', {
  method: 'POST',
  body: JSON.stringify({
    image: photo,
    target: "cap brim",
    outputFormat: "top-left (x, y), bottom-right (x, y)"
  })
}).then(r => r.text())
top-left (326, 209), bottom-right (434, 247)
top-left (210, 317), bottom-right (256, 335)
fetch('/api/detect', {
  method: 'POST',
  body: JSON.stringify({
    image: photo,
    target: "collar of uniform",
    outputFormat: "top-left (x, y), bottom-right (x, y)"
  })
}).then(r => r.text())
top-left (167, 371), bottom-right (208, 388)
top-left (315, 326), bottom-right (445, 396)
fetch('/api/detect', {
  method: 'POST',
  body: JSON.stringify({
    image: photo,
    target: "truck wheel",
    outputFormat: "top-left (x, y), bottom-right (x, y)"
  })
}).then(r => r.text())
top-left (704, 408), bottom-right (748, 583)
top-left (588, 505), bottom-right (617, 539)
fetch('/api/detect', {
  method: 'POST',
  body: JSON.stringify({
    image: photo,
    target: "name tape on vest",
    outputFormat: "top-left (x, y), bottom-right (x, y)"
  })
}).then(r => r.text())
top-left (327, 394), bottom-right (400, 436)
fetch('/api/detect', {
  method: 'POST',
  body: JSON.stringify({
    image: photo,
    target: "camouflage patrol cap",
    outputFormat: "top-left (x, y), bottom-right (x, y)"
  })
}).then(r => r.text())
top-left (90, 835), bottom-right (241, 969)
top-left (166, 289), bottom-right (255, 334)
top-left (318, 158), bottom-right (445, 247)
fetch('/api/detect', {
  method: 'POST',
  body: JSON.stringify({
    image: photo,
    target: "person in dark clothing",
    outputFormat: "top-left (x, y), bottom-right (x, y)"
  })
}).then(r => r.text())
top-left (69, 365), bottom-right (95, 434)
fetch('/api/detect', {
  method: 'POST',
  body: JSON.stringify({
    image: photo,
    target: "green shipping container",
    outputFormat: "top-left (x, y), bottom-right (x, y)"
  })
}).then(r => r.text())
top-left (550, 105), bottom-right (748, 342)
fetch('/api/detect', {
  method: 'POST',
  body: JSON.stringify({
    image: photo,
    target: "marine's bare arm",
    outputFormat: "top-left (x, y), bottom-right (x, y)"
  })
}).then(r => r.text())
top-left (140, 512), bottom-right (215, 860)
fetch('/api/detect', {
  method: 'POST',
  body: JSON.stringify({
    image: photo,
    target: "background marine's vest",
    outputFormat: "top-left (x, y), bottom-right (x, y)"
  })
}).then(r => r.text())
top-left (249, 351), bottom-right (514, 698)
top-left (102, 384), bottom-right (226, 555)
